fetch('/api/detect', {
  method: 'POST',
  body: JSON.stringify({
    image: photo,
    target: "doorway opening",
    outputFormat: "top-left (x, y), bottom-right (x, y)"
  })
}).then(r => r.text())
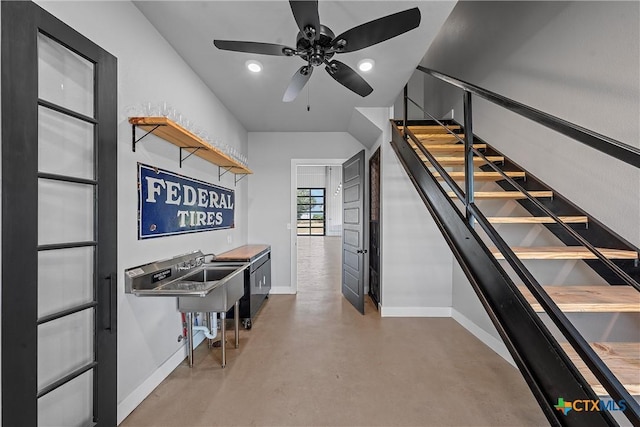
top-left (291, 162), bottom-right (344, 294)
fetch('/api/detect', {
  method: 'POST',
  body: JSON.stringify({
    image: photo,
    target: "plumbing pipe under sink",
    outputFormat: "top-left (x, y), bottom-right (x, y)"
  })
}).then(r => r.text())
top-left (192, 317), bottom-right (218, 340)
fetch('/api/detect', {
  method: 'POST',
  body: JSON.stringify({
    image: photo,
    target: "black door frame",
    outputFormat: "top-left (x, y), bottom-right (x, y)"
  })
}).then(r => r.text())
top-left (368, 147), bottom-right (381, 309)
top-left (1, 1), bottom-right (117, 425)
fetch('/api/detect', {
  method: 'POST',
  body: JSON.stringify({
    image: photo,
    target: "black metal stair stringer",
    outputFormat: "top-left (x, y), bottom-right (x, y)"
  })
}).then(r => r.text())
top-left (390, 125), bottom-right (617, 427)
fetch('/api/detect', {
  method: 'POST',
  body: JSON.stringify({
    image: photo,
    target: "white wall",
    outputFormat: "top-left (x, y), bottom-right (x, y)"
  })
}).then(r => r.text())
top-left (378, 131), bottom-right (454, 317)
top-left (419, 1), bottom-right (640, 347)
top-left (33, 1), bottom-right (249, 423)
top-left (357, 108), bottom-right (454, 317)
top-left (392, 71), bottom-right (426, 121)
top-left (248, 132), bottom-right (366, 293)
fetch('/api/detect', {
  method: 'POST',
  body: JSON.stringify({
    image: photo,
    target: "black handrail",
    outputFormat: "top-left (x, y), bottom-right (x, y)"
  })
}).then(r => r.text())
top-left (416, 66), bottom-right (640, 169)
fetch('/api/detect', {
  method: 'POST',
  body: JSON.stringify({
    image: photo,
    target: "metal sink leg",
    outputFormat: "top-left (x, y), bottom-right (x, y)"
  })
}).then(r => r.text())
top-left (187, 312), bottom-right (194, 367)
top-left (234, 301), bottom-right (240, 348)
top-left (220, 310), bottom-right (226, 368)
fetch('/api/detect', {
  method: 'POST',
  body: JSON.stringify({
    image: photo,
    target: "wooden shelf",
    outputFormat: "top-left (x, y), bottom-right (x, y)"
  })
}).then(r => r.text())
top-left (129, 117), bottom-right (252, 175)
top-left (518, 285), bottom-right (640, 313)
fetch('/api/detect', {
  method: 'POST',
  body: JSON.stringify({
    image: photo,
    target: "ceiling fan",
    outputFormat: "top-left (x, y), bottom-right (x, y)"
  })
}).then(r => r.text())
top-left (213, 1), bottom-right (421, 102)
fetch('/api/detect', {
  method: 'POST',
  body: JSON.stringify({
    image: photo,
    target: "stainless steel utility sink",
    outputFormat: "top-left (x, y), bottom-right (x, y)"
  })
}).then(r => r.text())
top-left (176, 263), bottom-right (247, 313)
top-left (125, 252), bottom-right (249, 369)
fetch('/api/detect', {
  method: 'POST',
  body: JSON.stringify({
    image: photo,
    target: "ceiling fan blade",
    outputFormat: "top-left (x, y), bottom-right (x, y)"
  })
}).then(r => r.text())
top-left (283, 66), bottom-right (313, 102)
top-left (331, 7), bottom-right (421, 53)
top-left (214, 40), bottom-right (295, 56)
top-left (324, 60), bottom-right (373, 97)
top-left (289, 1), bottom-right (320, 40)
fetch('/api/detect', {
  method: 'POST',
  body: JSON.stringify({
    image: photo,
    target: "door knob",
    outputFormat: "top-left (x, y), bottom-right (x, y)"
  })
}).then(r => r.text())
top-left (357, 249), bottom-right (368, 254)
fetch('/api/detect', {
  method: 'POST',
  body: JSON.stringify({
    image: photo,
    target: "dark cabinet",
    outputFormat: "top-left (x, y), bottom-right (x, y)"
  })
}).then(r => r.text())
top-left (216, 245), bottom-right (271, 329)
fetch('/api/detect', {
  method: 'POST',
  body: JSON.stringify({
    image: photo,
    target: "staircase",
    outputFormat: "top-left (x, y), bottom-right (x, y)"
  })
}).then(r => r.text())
top-left (392, 120), bottom-right (640, 426)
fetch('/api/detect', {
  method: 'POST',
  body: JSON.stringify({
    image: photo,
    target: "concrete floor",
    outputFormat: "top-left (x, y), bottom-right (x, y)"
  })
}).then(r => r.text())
top-left (121, 236), bottom-right (548, 426)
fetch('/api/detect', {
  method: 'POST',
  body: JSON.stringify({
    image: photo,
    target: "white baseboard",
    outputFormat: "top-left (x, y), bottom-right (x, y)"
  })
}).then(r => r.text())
top-left (451, 309), bottom-right (516, 368)
top-left (117, 332), bottom-right (205, 424)
top-left (380, 306), bottom-right (452, 317)
top-left (269, 286), bottom-right (296, 295)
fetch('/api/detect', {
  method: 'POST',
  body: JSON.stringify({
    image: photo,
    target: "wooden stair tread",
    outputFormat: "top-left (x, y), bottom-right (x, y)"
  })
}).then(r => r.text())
top-left (448, 191), bottom-right (553, 200)
top-left (420, 143), bottom-right (487, 152)
top-left (416, 135), bottom-right (464, 147)
top-left (405, 125), bottom-right (461, 134)
top-left (491, 246), bottom-right (639, 260)
top-left (416, 134), bottom-right (465, 141)
top-left (485, 216), bottom-right (588, 224)
top-left (433, 156), bottom-right (503, 165)
top-left (560, 342), bottom-right (640, 395)
top-left (434, 171), bottom-right (525, 181)
top-left (518, 285), bottom-right (640, 312)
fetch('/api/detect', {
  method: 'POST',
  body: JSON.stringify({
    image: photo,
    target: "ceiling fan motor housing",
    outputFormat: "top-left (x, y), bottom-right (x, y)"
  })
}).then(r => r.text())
top-left (296, 25), bottom-right (335, 66)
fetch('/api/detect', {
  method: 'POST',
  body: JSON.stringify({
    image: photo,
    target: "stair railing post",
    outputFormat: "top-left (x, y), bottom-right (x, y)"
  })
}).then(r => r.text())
top-left (463, 90), bottom-right (474, 226)
top-left (403, 84), bottom-right (408, 139)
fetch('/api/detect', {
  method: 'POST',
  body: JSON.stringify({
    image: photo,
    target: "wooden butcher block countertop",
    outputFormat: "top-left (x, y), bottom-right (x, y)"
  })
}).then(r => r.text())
top-left (214, 244), bottom-right (270, 262)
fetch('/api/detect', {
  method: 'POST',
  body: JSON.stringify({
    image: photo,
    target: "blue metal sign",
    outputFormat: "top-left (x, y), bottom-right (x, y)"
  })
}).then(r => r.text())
top-left (138, 163), bottom-right (234, 239)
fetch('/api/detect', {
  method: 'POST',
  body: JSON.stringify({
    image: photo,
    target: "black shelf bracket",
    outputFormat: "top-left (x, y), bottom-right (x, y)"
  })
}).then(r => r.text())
top-left (235, 174), bottom-right (247, 186)
top-left (131, 124), bottom-right (162, 152)
top-left (218, 165), bottom-right (233, 181)
top-left (179, 147), bottom-right (203, 168)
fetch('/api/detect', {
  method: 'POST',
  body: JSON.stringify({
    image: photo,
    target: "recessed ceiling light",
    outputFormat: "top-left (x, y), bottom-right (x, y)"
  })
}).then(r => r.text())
top-left (245, 60), bottom-right (262, 73)
top-left (357, 59), bottom-right (375, 72)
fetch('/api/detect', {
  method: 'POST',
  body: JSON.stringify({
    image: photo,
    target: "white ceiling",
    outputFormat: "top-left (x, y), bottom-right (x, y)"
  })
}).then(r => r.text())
top-left (134, 1), bottom-right (456, 132)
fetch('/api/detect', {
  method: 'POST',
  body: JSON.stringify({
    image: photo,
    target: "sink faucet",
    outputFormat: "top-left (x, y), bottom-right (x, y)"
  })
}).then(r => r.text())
top-left (177, 261), bottom-right (196, 271)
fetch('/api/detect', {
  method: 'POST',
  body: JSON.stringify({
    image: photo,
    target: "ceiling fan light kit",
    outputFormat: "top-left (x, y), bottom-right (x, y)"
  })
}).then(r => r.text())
top-left (213, 1), bottom-right (421, 102)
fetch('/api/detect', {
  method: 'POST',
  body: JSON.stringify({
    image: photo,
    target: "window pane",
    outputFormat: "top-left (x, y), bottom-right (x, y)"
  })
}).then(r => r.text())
top-left (310, 228), bottom-right (324, 235)
top-left (39, 106), bottom-right (94, 180)
top-left (297, 228), bottom-right (311, 235)
top-left (38, 247), bottom-right (94, 318)
top-left (38, 308), bottom-right (94, 390)
top-left (38, 179), bottom-right (94, 245)
top-left (310, 205), bottom-right (324, 213)
top-left (38, 368), bottom-right (93, 427)
top-left (310, 189), bottom-right (324, 197)
top-left (38, 33), bottom-right (94, 118)
top-left (297, 189), bottom-right (310, 197)
top-left (297, 220), bottom-right (311, 227)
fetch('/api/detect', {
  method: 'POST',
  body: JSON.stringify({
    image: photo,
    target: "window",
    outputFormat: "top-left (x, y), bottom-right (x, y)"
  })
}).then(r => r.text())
top-left (297, 188), bottom-right (325, 236)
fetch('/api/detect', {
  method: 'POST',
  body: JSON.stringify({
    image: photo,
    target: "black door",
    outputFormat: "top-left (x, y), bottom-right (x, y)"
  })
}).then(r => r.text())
top-left (2, 2), bottom-right (118, 425)
top-left (342, 150), bottom-right (366, 314)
